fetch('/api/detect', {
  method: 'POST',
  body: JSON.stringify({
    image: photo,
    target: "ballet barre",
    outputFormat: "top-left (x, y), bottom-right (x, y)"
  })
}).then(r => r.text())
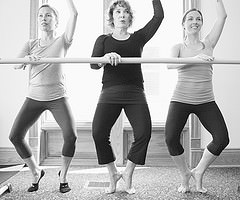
top-left (0, 57), bottom-right (240, 65)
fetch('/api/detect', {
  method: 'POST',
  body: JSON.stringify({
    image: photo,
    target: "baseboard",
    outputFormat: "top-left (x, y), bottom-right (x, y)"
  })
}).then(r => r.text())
top-left (191, 148), bottom-right (240, 168)
top-left (0, 148), bottom-right (24, 166)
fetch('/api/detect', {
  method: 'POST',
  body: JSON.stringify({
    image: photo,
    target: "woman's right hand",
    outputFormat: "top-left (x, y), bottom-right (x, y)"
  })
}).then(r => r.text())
top-left (27, 54), bottom-right (42, 62)
top-left (194, 53), bottom-right (214, 62)
top-left (104, 52), bottom-right (121, 66)
top-left (14, 54), bottom-right (41, 70)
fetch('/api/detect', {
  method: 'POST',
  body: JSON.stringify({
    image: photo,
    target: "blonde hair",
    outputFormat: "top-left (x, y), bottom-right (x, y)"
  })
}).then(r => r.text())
top-left (38, 4), bottom-right (59, 25)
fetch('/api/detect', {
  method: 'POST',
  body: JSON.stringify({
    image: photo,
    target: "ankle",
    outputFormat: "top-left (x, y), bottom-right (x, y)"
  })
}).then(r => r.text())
top-left (192, 168), bottom-right (204, 175)
top-left (58, 171), bottom-right (67, 183)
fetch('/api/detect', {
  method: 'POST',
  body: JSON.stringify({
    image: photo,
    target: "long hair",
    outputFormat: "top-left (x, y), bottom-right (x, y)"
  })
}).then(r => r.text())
top-left (182, 8), bottom-right (203, 41)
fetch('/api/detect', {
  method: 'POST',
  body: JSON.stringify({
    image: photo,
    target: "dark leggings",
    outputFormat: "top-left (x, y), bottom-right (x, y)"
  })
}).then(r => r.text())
top-left (9, 97), bottom-right (77, 159)
top-left (92, 103), bottom-right (152, 165)
top-left (165, 101), bottom-right (229, 156)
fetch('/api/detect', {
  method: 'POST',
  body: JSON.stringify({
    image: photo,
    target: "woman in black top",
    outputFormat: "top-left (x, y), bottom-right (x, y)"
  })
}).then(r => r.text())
top-left (91, 0), bottom-right (164, 194)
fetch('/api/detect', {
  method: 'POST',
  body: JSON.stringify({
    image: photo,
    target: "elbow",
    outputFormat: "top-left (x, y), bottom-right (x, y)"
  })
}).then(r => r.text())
top-left (159, 14), bottom-right (164, 22)
top-left (90, 64), bottom-right (100, 70)
top-left (161, 11), bottom-right (164, 20)
top-left (73, 11), bottom-right (78, 18)
top-left (155, 14), bottom-right (164, 25)
top-left (220, 12), bottom-right (227, 21)
top-left (156, 11), bottom-right (164, 21)
top-left (71, 10), bottom-right (78, 18)
top-left (219, 14), bottom-right (227, 23)
top-left (223, 13), bottom-right (227, 20)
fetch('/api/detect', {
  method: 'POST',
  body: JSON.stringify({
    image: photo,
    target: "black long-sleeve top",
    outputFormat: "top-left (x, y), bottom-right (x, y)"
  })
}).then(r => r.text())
top-left (91, 0), bottom-right (164, 89)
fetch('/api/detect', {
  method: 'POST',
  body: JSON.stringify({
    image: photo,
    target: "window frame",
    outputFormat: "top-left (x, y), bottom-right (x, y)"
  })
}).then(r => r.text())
top-left (29, 0), bottom-right (199, 129)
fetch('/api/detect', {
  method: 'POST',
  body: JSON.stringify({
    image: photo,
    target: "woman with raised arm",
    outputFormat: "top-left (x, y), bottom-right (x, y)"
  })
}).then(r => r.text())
top-left (9, 0), bottom-right (78, 193)
top-left (91, 0), bottom-right (164, 194)
top-left (165, 0), bottom-right (229, 193)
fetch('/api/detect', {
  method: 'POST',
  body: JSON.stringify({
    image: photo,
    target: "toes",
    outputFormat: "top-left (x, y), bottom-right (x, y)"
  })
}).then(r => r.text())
top-left (178, 185), bottom-right (190, 193)
top-left (125, 187), bottom-right (136, 194)
top-left (197, 187), bottom-right (207, 193)
top-left (105, 187), bottom-right (115, 194)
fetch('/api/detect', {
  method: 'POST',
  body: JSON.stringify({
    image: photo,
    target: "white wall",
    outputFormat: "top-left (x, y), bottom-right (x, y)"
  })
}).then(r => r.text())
top-left (0, 0), bottom-right (30, 147)
top-left (0, 0), bottom-right (240, 150)
top-left (201, 0), bottom-right (240, 148)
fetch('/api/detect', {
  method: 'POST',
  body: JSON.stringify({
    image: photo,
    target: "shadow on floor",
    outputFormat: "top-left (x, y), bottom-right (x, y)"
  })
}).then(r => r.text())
top-left (0, 165), bottom-right (24, 185)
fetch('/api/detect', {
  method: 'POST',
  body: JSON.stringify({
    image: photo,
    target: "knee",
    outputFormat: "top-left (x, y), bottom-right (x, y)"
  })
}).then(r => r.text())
top-left (135, 127), bottom-right (151, 145)
top-left (64, 131), bottom-right (77, 145)
top-left (143, 130), bottom-right (151, 142)
top-left (9, 133), bottom-right (21, 146)
top-left (219, 134), bottom-right (229, 150)
top-left (70, 134), bottom-right (77, 145)
top-left (92, 131), bottom-right (106, 145)
top-left (165, 135), bottom-right (176, 148)
top-left (165, 135), bottom-right (184, 156)
top-left (211, 134), bottom-right (229, 155)
top-left (92, 125), bottom-right (108, 145)
top-left (9, 134), bottom-right (15, 144)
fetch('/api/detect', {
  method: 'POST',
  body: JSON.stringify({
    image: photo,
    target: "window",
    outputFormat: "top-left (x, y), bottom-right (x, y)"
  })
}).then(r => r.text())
top-left (41, 0), bottom-right (183, 124)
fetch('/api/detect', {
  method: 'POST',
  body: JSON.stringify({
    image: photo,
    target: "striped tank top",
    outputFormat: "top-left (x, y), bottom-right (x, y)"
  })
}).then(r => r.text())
top-left (171, 40), bottom-right (215, 104)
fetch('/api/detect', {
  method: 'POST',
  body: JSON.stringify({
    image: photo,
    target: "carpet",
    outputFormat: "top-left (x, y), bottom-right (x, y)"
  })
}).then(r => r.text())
top-left (0, 166), bottom-right (240, 200)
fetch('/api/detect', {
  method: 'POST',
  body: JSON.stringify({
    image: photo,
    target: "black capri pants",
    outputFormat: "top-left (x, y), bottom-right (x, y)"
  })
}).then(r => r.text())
top-left (9, 97), bottom-right (77, 159)
top-left (92, 103), bottom-right (152, 165)
top-left (165, 101), bottom-right (229, 156)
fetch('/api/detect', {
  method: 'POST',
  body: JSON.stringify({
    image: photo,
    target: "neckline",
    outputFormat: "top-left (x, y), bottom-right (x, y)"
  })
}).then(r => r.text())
top-left (111, 33), bottom-right (131, 41)
top-left (183, 41), bottom-right (205, 51)
top-left (38, 37), bottom-right (57, 48)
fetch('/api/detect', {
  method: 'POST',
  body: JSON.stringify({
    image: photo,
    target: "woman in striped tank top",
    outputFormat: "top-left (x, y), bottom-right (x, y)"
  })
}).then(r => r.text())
top-left (165, 0), bottom-right (229, 194)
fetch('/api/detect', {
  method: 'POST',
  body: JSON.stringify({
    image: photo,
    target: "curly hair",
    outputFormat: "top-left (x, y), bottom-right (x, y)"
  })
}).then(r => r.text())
top-left (107, 0), bottom-right (133, 28)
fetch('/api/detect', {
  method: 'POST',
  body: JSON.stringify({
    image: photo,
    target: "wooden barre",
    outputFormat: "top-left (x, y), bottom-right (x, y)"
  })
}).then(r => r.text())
top-left (0, 57), bottom-right (240, 64)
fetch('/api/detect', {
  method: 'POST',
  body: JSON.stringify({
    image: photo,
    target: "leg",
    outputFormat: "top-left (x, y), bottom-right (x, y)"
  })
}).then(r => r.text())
top-left (50, 98), bottom-right (77, 193)
top-left (191, 149), bottom-right (216, 193)
top-left (121, 160), bottom-right (136, 194)
top-left (165, 102), bottom-right (191, 193)
top-left (9, 98), bottom-right (45, 191)
top-left (92, 103), bottom-right (122, 193)
top-left (105, 162), bottom-right (122, 194)
top-left (123, 104), bottom-right (152, 193)
top-left (192, 102), bottom-right (229, 193)
top-left (24, 156), bottom-right (45, 192)
top-left (172, 154), bottom-right (192, 193)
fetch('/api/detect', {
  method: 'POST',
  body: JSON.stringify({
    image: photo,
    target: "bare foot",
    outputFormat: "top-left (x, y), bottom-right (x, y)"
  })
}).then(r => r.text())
top-left (191, 168), bottom-right (207, 193)
top-left (178, 171), bottom-right (191, 193)
top-left (122, 172), bottom-right (135, 194)
top-left (105, 172), bottom-right (122, 194)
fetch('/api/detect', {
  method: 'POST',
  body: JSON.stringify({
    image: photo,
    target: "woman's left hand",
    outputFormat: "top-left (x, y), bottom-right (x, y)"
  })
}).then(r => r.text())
top-left (195, 53), bottom-right (214, 62)
top-left (104, 52), bottom-right (121, 66)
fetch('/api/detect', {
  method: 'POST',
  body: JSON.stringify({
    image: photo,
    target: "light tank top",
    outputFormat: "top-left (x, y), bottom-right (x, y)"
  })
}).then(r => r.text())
top-left (171, 40), bottom-right (215, 104)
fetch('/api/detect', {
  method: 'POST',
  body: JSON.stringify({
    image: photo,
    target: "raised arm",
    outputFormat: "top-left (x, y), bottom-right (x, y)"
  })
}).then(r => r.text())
top-left (205, 0), bottom-right (227, 48)
top-left (138, 0), bottom-right (164, 44)
top-left (152, 0), bottom-right (164, 20)
top-left (65, 0), bottom-right (78, 42)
